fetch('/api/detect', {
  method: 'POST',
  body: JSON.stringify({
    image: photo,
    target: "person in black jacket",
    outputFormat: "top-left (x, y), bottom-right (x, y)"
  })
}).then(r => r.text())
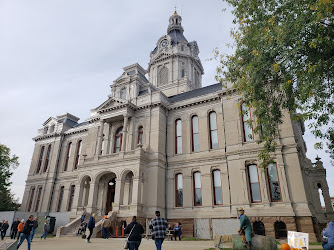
top-left (10, 218), bottom-right (20, 239)
top-left (86, 213), bottom-right (96, 243)
top-left (17, 215), bottom-right (34, 250)
top-left (30, 217), bottom-right (38, 242)
top-left (0, 220), bottom-right (9, 240)
top-left (124, 216), bottom-right (144, 250)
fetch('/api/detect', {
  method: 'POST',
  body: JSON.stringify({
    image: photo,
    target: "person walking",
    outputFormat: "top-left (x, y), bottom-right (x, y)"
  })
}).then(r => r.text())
top-left (17, 219), bottom-right (25, 240)
top-left (30, 217), bottom-right (38, 242)
top-left (81, 208), bottom-right (86, 223)
top-left (17, 215), bottom-right (34, 250)
top-left (86, 213), bottom-right (95, 243)
top-left (10, 218), bottom-right (20, 239)
top-left (322, 221), bottom-right (334, 250)
top-left (237, 207), bottom-right (252, 249)
top-left (101, 216), bottom-right (111, 239)
top-left (40, 220), bottom-right (50, 240)
top-left (149, 211), bottom-right (168, 250)
top-left (1, 220), bottom-right (9, 240)
top-left (125, 216), bottom-right (144, 250)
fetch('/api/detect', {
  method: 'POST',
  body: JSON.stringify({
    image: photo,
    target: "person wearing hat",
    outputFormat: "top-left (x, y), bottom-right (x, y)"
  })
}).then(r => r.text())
top-left (237, 207), bottom-right (252, 249)
top-left (101, 215), bottom-right (111, 239)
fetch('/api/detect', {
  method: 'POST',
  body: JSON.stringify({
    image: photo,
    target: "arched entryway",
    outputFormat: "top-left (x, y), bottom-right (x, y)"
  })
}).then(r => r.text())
top-left (95, 172), bottom-right (117, 215)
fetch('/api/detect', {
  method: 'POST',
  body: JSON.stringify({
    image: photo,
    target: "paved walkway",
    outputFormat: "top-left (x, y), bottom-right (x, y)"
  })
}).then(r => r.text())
top-left (16, 237), bottom-right (218, 250)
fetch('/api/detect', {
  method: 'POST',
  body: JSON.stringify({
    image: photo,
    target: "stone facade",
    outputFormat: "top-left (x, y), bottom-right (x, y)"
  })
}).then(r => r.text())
top-left (21, 11), bottom-right (333, 240)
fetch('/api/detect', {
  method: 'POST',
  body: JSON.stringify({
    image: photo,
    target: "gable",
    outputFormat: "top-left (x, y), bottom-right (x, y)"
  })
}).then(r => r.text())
top-left (95, 97), bottom-right (127, 112)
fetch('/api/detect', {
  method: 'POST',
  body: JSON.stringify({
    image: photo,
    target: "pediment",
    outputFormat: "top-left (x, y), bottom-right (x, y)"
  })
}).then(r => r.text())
top-left (95, 97), bottom-right (127, 112)
top-left (42, 117), bottom-right (57, 126)
top-left (150, 52), bottom-right (171, 64)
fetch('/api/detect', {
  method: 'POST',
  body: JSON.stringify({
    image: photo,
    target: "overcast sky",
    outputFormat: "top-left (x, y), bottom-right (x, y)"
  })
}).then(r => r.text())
top-left (0, 0), bottom-right (333, 203)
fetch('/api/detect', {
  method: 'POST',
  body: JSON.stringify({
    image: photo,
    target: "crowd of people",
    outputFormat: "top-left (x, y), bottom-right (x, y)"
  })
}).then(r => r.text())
top-left (0, 215), bottom-right (50, 250)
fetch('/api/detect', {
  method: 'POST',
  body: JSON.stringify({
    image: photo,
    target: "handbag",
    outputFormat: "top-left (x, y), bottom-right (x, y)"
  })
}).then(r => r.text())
top-left (124, 224), bottom-right (136, 249)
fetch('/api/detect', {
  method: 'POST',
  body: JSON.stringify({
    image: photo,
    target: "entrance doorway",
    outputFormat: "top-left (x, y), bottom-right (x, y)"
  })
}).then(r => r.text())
top-left (106, 178), bottom-right (116, 214)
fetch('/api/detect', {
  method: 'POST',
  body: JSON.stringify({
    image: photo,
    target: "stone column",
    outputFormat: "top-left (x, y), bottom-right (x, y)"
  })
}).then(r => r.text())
top-left (201, 172), bottom-right (212, 207)
top-left (106, 123), bottom-right (112, 154)
top-left (131, 177), bottom-right (141, 206)
top-left (259, 171), bottom-right (270, 205)
top-left (113, 179), bottom-right (122, 211)
top-left (183, 172), bottom-right (192, 208)
top-left (122, 115), bottom-right (129, 152)
top-left (86, 182), bottom-right (99, 213)
top-left (278, 164), bottom-right (291, 203)
top-left (239, 162), bottom-right (250, 205)
top-left (71, 182), bottom-right (81, 215)
top-left (61, 184), bottom-right (70, 212)
top-left (96, 120), bottom-right (105, 156)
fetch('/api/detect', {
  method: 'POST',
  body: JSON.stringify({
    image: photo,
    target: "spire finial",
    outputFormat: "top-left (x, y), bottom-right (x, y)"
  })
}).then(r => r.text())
top-left (174, 6), bottom-right (177, 15)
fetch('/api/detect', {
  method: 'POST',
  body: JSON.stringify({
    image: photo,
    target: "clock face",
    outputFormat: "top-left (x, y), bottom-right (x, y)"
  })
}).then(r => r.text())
top-left (160, 39), bottom-right (168, 48)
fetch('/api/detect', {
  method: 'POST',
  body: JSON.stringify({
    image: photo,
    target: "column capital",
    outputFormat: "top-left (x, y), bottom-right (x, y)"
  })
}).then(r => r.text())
top-left (123, 114), bottom-right (129, 118)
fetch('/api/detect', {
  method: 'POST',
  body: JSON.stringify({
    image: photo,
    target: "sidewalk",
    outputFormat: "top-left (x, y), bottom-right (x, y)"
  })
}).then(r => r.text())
top-left (16, 237), bottom-right (218, 250)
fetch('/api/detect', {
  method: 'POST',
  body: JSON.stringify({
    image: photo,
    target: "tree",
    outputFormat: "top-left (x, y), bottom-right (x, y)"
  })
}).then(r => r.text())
top-left (216, 0), bottom-right (334, 168)
top-left (0, 144), bottom-right (19, 211)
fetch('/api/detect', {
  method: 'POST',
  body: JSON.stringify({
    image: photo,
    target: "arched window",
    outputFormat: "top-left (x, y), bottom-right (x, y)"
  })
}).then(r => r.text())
top-left (247, 164), bottom-right (261, 203)
top-left (120, 88), bottom-right (127, 100)
top-left (49, 124), bottom-right (55, 133)
top-left (67, 185), bottom-right (75, 211)
top-left (43, 126), bottom-right (48, 134)
top-left (159, 67), bottom-right (169, 86)
top-left (57, 186), bottom-right (65, 212)
top-left (209, 112), bottom-right (218, 149)
top-left (74, 140), bottom-right (82, 170)
top-left (193, 172), bottom-right (202, 206)
top-left (138, 126), bottom-right (143, 144)
top-left (267, 163), bottom-right (282, 202)
top-left (101, 137), bottom-right (105, 155)
top-left (63, 142), bottom-right (72, 171)
top-left (317, 183), bottom-right (325, 209)
top-left (181, 69), bottom-right (185, 78)
top-left (114, 127), bottom-right (123, 153)
top-left (43, 145), bottom-right (52, 172)
top-left (36, 146), bottom-right (45, 174)
top-left (27, 187), bottom-right (35, 212)
top-left (175, 119), bottom-right (182, 154)
top-left (212, 170), bottom-right (223, 205)
top-left (175, 174), bottom-right (183, 207)
top-left (34, 187), bottom-right (42, 212)
top-left (253, 221), bottom-right (266, 236)
top-left (274, 221), bottom-right (287, 239)
top-left (241, 103), bottom-right (253, 142)
top-left (191, 116), bottom-right (199, 152)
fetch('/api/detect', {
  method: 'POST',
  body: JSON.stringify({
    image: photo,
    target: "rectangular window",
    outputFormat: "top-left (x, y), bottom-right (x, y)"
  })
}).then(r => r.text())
top-left (64, 142), bottom-right (72, 171)
top-left (36, 146), bottom-right (45, 174)
top-left (74, 140), bottom-right (82, 170)
top-left (209, 112), bottom-right (218, 149)
top-left (213, 170), bottom-right (223, 205)
top-left (175, 119), bottom-right (182, 154)
top-left (176, 174), bottom-right (183, 207)
top-left (67, 185), bottom-right (75, 211)
top-left (193, 172), bottom-right (202, 206)
top-left (43, 145), bottom-right (52, 172)
top-left (27, 187), bottom-right (35, 212)
top-left (267, 163), bottom-right (282, 202)
top-left (34, 187), bottom-right (42, 212)
top-left (57, 186), bottom-right (64, 212)
top-left (192, 116), bottom-right (200, 152)
top-left (241, 103), bottom-right (253, 142)
top-left (248, 164), bottom-right (261, 202)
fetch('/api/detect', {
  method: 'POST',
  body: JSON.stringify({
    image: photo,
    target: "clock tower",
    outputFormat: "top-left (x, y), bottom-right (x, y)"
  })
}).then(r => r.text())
top-left (148, 11), bottom-right (204, 97)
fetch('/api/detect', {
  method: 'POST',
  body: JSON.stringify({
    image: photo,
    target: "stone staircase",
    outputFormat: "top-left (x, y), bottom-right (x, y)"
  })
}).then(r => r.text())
top-left (57, 210), bottom-right (117, 238)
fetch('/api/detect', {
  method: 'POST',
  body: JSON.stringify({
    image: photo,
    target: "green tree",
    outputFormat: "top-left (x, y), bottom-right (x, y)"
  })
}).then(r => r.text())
top-left (0, 144), bottom-right (19, 211)
top-left (216, 0), bottom-right (334, 168)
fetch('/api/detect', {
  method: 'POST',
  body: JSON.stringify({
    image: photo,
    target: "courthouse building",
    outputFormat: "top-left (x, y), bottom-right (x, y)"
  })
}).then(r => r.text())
top-left (21, 11), bottom-right (333, 240)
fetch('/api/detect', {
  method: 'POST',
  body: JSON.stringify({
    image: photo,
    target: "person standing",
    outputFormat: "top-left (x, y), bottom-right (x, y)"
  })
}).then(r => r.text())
top-left (10, 218), bottom-right (20, 239)
top-left (30, 217), bottom-right (38, 242)
top-left (86, 213), bottom-right (95, 243)
top-left (17, 215), bottom-right (34, 250)
top-left (101, 216), bottom-right (111, 239)
top-left (1, 220), bottom-right (9, 240)
top-left (237, 207), bottom-right (252, 249)
top-left (149, 211), bottom-right (168, 250)
top-left (81, 208), bottom-right (86, 223)
top-left (125, 216), bottom-right (144, 250)
top-left (17, 219), bottom-right (25, 240)
top-left (40, 220), bottom-right (50, 240)
top-left (322, 221), bottom-right (334, 250)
